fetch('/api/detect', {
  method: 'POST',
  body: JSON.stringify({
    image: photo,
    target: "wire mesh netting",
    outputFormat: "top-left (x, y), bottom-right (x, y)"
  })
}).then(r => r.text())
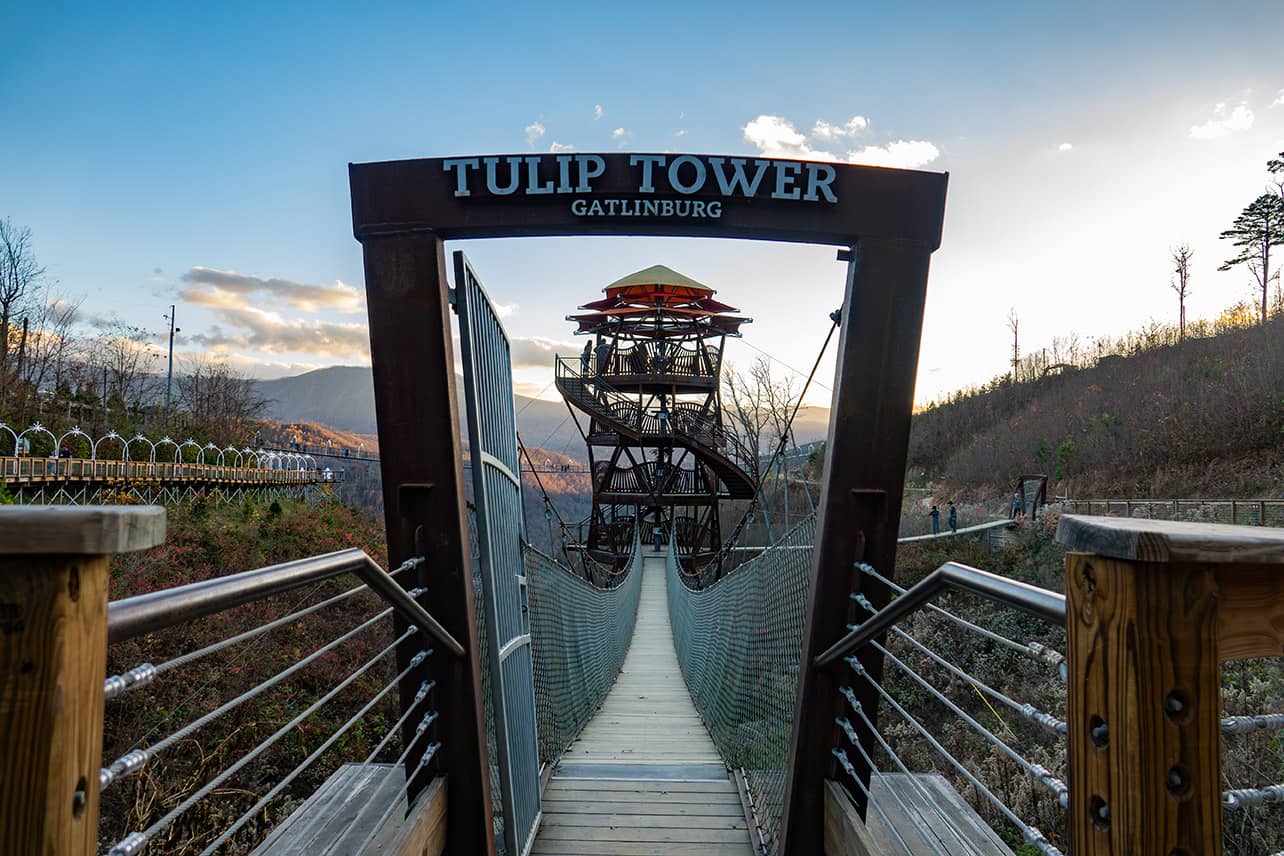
top-left (666, 513), bottom-right (816, 850)
top-left (468, 509), bottom-right (507, 855)
top-left (525, 539), bottom-right (643, 765)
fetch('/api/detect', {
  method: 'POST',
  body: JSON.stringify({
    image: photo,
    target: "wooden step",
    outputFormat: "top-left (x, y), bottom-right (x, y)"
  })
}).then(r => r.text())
top-left (251, 763), bottom-right (406, 855)
top-left (826, 775), bottom-right (1012, 855)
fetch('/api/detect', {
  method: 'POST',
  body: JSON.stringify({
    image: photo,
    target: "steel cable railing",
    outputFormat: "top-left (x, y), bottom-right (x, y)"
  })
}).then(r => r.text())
top-left (106, 630), bottom-right (418, 855)
top-left (525, 534), bottom-right (643, 765)
top-left (666, 512), bottom-right (816, 851)
top-left (832, 558), bottom-right (1069, 854)
top-left (99, 549), bottom-right (444, 855)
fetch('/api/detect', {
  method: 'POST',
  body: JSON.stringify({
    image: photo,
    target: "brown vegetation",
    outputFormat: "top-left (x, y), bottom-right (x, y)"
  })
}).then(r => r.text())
top-left (890, 516), bottom-right (1284, 854)
top-left (909, 312), bottom-right (1284, 500)
top-left (101, 499), bottom-right (401, 854)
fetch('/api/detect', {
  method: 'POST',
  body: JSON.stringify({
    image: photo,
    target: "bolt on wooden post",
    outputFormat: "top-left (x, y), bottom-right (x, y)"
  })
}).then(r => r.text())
top-left (1057, 514), bottom-right (1284, 856)
top-left (0, 506), bottom-right (165, 855)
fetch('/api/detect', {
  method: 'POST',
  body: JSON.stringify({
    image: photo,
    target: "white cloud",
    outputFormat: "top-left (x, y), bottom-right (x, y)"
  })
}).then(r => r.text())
top-left (1273, 89), bottom-right (1284, 107)
top-left (594, 104), bottom-right (603, 119)
top-left (494, 302), bottom-right (518, 319)
top-left (189, 305), bottom-right (371, 359)
top-left (180, 267), bottom-right (364, 314)
top-left (743, 115), bottom-right (835, 160)
top-left (847, 140), bottom-right (941, 169)
top-left (674, 129), bottom-right (687, 137)
top-left (1189, 101), bottom-right (1254, 139)
top-left (612, 127), bottom-right (626, 139)
top-left (549, 141), bottom-right (574, 153)
top-left (1058, 142), bottom-right (1074, 152)
top-left (812, 116), bottom-right (868, 140)
top-left (508, 336), bottom-right (579, 369)
top-left (525, 121), bottom-right (546, 146)
top-left (743, 114), bottom-right (940, 169)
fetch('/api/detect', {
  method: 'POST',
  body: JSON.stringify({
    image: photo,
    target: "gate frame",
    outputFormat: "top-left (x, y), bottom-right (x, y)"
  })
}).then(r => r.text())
top-left (351, 152), bottom-right (948, 855)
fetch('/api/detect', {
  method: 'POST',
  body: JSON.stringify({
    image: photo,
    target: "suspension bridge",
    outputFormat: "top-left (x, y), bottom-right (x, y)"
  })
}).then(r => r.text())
top-left (0, 423), bottom-right (341, 505)
top-left (4, 150), bottom-right (1284, 856)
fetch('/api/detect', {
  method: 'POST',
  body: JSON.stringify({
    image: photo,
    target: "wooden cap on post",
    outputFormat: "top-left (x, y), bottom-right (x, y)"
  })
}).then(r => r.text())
top-left (0, 506), bottom-right (166, 554)
top-left (1056, 513), bottom-right (1284, 564)
top-left (0, 505), bottom-right (165, 855)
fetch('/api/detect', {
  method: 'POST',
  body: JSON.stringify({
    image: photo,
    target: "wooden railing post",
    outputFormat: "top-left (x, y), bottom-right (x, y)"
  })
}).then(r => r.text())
top-left (0, 506), bottom-right (165, 855)
top-left (1057, 514), bottom-right (1284, 856)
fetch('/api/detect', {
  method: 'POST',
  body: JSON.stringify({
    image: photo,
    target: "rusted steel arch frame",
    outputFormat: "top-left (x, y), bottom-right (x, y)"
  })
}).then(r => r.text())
top-left (349, 153), bottom-right (947, 855)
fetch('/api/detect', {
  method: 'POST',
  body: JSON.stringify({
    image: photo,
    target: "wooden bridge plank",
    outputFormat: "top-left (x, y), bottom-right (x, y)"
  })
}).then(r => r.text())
top-left (533, 554), bottom-right (755, 855)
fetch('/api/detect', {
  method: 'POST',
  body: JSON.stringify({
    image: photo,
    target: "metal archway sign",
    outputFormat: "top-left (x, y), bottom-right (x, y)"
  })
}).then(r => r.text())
top-left (350, 152), bottom-right (948, 856)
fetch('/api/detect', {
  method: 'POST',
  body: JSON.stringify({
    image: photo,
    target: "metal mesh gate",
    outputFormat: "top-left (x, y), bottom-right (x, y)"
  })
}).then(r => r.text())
top-left (455, 250), bottom-right (542, 856)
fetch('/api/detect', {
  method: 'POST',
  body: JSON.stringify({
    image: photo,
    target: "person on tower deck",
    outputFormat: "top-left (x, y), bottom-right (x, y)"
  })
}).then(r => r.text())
top-left (595, 339), bottom-right (611, 375)
top-left (657, 402), bottom-right (670, 435)
top-left (929, 504), bottom-right (940, 535)
top-left (580, 340), bottom-right (592, 375)
top-left (631, 341), bottom-right (648, 374)
top-left (948, 501), bottom-right (958, 533)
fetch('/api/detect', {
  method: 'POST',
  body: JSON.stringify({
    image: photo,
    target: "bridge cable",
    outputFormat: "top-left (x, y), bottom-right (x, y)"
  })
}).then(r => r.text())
top-left (714, 311), bottom-right (839, 571)
top-left (517, 432), bottom-right (579, 568)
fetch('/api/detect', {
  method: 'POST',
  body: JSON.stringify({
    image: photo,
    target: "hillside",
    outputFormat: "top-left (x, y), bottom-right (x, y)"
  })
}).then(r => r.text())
top-left (908, 314), bottom-right (1284, 500)
top-left (256, 365), bottom-right (832, 456)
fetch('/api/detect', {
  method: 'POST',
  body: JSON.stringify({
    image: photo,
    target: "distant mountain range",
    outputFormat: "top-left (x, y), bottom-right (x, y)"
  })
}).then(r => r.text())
top-left (254, 365), bottom-right (832, 459)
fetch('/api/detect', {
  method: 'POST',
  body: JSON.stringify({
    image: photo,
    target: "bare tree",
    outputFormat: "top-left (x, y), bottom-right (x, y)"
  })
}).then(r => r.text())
top-left (86, 319), bottom-right (159, 420)
top-left (723, 356), bottom-right (778, 482)
top-left (1171, 243), bottom-right (1194, 339)
top-left (176, 355), bottom-right (270, 440)
top-left (1007, 309), bottom-right (1020, 381)
top-left (0, 220), bottom-right (44, 400)
top-left (14, 287), bottom-right (81, 418)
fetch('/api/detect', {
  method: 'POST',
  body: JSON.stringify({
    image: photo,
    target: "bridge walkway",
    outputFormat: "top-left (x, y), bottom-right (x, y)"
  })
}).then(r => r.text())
top-left (532, 549), bottom-right (755, 855)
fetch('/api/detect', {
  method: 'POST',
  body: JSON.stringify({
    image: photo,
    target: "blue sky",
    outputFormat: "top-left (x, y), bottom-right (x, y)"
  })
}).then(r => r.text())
top-left (3, 0), bottom-right (1283, 405)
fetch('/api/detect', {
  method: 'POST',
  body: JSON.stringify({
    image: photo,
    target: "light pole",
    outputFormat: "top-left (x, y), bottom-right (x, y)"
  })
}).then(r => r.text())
top-left (163, 305), bottom-right (180, 418)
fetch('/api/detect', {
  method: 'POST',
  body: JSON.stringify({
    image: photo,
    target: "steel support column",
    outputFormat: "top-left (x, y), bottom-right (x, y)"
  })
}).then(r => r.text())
top-left (359, 229), bottom-right (495, 854)
top-left (778, 237), bottom-right (936, 854)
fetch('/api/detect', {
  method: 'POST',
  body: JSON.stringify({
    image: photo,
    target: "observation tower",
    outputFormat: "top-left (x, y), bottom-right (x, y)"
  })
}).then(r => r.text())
top-left (555, 264), bottom-right (755, 575)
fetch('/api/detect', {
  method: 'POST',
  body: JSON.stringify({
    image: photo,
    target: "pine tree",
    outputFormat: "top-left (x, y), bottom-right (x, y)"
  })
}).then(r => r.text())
top-left (1218, 192), bottom-right (1284, 323)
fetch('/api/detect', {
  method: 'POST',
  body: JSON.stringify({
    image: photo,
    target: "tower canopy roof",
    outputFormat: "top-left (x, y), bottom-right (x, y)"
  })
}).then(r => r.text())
top-left (604, 264), bottom-right (712, 293)
top-left (568, 264), bottom-right (751, 338)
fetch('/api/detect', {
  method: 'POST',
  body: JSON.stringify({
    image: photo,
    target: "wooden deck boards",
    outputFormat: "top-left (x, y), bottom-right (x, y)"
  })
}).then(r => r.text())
top-left (533, 551), bottom-right (756, 856)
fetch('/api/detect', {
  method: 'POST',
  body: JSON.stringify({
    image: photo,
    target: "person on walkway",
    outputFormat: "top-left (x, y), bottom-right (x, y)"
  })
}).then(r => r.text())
top-left (580, 339), bottom-right (592, 374)
top-left (595, 339), bottom-right (611, 375)
top-left (929, 505), bottom-right (940, 535)
top-left (653, 522), bottom-right (665, 551)
top-left (948, 501), bottom-right (958, 533)
top-left (1011, 489), bottom-right (1024, 520)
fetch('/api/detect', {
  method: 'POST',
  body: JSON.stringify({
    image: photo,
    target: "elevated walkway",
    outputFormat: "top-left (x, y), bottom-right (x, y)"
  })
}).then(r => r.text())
top-left (534, 550), bottom-right (755, 855)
